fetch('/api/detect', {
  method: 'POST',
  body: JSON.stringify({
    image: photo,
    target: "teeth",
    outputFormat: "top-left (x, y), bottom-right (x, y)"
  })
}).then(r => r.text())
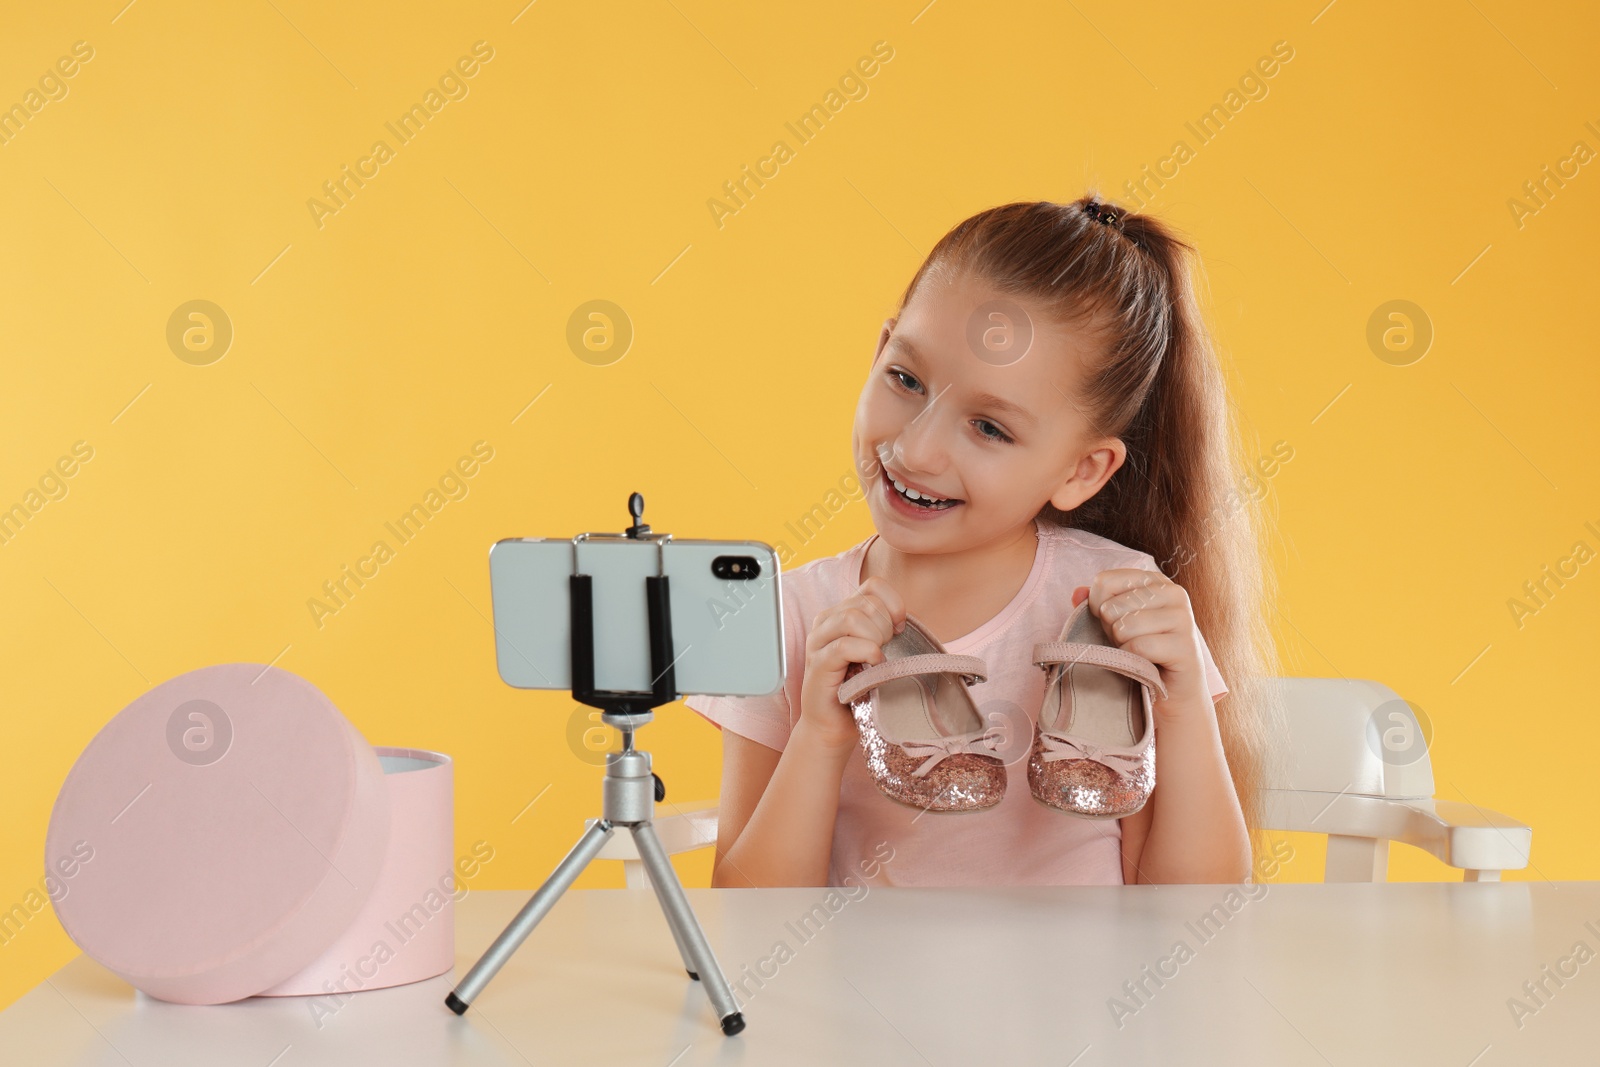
top-left (890, 475), bottom-right (951, 504)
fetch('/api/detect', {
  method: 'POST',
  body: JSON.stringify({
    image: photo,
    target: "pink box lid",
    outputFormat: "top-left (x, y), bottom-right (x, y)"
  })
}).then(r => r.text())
top-left (45, 663), bottom-right (392, 1005)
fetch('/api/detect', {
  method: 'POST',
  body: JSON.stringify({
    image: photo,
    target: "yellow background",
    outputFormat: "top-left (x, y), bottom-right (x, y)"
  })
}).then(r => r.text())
top-left (3, 0), bottom-right (1596, 1012)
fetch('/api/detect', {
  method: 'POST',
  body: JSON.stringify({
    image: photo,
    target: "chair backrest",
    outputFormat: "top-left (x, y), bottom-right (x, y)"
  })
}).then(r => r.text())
top-left (1262, 676), bottom-right (1435, 799)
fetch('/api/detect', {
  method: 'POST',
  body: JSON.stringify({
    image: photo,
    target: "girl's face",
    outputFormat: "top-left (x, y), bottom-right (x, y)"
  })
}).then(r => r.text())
top-left (852, 270), bottom-right (1126, 548)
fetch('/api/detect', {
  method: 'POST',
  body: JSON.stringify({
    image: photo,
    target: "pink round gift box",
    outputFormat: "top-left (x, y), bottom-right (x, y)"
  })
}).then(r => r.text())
top-left (45, 664), bottom-right (454, 1005)
top-left (256, 746), bottom-right (455, 998)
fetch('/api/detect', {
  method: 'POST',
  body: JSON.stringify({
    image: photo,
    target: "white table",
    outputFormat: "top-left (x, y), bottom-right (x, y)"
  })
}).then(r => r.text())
top-left (3, 883), bottom-right (1595, 1064)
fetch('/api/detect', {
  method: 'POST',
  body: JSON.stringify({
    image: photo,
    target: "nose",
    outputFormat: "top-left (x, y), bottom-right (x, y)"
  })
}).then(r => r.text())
top-left (888, 391), bottom-right (951, 477)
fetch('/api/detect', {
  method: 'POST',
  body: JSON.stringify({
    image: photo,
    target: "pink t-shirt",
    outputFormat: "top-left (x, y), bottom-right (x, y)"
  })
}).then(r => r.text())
top-left (683, 516), bottom-right (1228, 888)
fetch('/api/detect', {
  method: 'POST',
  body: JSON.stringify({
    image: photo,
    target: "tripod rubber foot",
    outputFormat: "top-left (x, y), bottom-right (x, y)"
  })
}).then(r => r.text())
top-left (721, 1012), bottom-right (746, 1036)
top-left (445, 991), bottom-right (469, 1015)
top-left (686, 969), bottom-right (699, 981)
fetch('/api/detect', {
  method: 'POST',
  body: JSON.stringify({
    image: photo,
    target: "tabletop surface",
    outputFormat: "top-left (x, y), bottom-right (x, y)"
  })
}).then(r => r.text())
top-left (4, 882), bottom-right (1597, 1065)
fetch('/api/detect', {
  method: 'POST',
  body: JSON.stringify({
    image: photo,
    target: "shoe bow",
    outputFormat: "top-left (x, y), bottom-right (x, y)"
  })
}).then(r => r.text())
top-left (899, 724), bottom-right (1007, 778)
top-left (1038, 730), bottom-right (1146, 774)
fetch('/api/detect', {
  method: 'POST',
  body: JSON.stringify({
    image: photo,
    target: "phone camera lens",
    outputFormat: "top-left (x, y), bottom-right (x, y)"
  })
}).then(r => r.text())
top-left (712, 555), bottom-right (760, 580)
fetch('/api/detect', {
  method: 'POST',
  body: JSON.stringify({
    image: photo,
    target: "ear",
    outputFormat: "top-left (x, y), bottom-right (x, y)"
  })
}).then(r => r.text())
top-left (872, 318), bottom-right (896, 367)
top-left (1048, 436), bottom-right (1127, 512)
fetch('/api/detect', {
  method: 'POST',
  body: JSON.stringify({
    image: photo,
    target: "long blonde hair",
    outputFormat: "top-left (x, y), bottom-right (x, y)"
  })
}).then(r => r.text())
top-left (895, 198), bottom-right (1286, 870)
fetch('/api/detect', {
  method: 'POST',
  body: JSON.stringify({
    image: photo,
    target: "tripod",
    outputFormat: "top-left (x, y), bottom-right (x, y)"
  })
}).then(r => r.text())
top-left (444, 495), bottom-right (746, 1036)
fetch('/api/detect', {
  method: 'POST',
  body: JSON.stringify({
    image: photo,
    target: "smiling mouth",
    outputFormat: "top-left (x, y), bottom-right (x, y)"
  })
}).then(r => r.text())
top-left (882, 467), bottom-right (962, 510)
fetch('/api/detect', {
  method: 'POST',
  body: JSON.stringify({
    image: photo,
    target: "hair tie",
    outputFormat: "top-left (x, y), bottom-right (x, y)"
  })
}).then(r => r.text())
top-left (1082, 200), bottom-right (1120, 227)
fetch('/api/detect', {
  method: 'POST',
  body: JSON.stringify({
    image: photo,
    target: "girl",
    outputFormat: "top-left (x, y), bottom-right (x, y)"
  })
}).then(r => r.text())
top-left (684, 197), bottom-right (1283, 887)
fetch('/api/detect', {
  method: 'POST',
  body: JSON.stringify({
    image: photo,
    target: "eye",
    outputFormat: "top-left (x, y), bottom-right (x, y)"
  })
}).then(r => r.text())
top-left (887, 368), bottom-right (921, 393)
top-left (974, 420), bottom-right (1013, 444)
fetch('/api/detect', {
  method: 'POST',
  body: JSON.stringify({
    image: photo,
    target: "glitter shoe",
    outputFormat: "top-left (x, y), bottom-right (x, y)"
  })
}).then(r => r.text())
top-left (1029, 598), bottom-right (1167, 819)
top-left (836, 614), bottom-right (1006, 812)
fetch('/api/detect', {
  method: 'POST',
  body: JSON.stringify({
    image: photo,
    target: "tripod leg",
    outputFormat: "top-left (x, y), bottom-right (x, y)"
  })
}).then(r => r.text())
top-left (645, 861), bottom-right (700, 980)
top-left (629, 822), bottom-right (747, 1036)
top-left (445, 818), bottom-right (615, 1014)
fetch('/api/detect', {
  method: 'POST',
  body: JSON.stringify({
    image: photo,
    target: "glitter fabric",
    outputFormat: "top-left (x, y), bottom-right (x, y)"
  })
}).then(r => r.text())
top-left (849, 693), bottom-right (1007, 812)
top-left (1027, 599), bottom-right (1164, 819)
top-left (1028, 720), bottom-right (1155, 819)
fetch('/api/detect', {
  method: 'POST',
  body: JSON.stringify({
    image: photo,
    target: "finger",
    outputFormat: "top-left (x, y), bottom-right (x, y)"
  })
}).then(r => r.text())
top-left (1099, 584), bottom-right (1180, 628)
top-left (825, 591), bottom-right (902, 643)
top-left (1071, 585), bottom-right (1090, 608)
top-left (858, 576), bottom-right (907, 628)
top-left (1091, 567), bottom-right (1170, 604)
top-left (860, 594), bottom-right (903, 639)
top-left (1114, 631), bottom-right (1203, 684)
top-left (805, 611), bottom-right (858, 656)
top-left (843, 594), bottom-right (895, 641)
top-left (820, 636), bottom-right (891, 678)
top-left (1089, 568), bottom-right (1169, 620)
top-left (1100, 603), bottom-right (1188, 645)
top-left (846, 598), bottom-right (898, 645)
top-left (808, 604), bottom-right (892, 655)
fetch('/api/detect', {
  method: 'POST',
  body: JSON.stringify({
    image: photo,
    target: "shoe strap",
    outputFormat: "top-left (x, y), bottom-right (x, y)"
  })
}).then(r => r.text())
top-left (1030, 641), bottom-right (1168, 701)
top-left (837, 653), bottom-right (987, 706)
top-left (1038, 730), bottom-right (1149, 771)
top-left (901, 723), bottom-right (1007, 778)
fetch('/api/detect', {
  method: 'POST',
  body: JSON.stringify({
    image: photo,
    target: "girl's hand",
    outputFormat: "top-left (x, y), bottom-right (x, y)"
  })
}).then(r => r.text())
top-left (1071, 569), bottom-right (1211, 727)
top-left (799, 577), bottom-right (907, 753)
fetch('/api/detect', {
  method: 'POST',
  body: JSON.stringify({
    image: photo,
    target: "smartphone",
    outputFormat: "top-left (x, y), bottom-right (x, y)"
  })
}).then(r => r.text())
top-left (487, 535), bottom-right (784, 698)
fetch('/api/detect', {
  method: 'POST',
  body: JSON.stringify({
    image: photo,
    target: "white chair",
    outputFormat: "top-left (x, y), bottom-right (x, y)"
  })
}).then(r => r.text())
top-left (1259, 676), bottom-right (1531, 882)
top-left (590, 677), bottom-right (1533, 886)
